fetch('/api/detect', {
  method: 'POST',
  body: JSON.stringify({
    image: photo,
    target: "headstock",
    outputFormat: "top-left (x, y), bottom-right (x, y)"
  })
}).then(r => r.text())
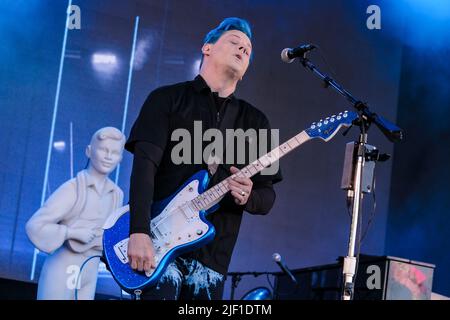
top-left (305, 111), bottom-right (358, 141)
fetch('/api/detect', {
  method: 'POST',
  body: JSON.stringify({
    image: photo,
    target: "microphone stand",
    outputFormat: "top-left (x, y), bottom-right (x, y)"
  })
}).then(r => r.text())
top-left (297, 54), bottom-right (403, 300)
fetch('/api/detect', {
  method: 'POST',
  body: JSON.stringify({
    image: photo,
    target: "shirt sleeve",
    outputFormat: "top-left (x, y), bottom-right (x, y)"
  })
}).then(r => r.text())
top-left (125, 88), bottom-right (171, 162)
top-left (25, 181), bottom-right (77, 253)
top-left (126, 88), bottom-right (171, 235)
top-left (129, 141), bottom-right (162, 236)
top-left (244, 180), bottom-right (276, 215)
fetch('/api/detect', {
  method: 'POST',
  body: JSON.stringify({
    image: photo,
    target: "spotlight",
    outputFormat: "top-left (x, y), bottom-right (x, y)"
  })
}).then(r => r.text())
top-left (241, 287), bottom-right (272, 300)
top-left (92, 53), bottom-right (117, 65)
top-left (53, 140), bottom-right (66, 152)
top-left (91, 52), bottom-right (119, 74)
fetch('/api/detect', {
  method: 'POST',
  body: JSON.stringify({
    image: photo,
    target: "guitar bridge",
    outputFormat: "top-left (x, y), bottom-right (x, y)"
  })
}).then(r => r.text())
top-left (113, 238), bottom-right (129, 264)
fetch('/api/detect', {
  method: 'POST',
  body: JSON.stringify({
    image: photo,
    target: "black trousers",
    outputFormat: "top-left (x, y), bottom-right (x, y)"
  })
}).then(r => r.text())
top-left (133, 257), bottom-right (225, 300)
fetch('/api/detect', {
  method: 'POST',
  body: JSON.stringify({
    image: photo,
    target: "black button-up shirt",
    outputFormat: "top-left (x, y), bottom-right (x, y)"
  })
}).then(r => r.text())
top-left (125, 75), bottom-right (283, 275)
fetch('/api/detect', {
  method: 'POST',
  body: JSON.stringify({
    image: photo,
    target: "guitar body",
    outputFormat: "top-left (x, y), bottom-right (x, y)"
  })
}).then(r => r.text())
top-left (103, 170), bottom-right (218, 293)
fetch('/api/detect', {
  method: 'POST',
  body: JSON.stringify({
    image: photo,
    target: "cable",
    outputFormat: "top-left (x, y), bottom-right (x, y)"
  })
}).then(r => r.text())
top-left (265, 272), bottom-right (300, 299)
top-left (346, 196), bottom-right (353, 218)
top-left (361, 167), bottom-right (377, 243)
top-left (314, 45), bottom-right (339, 82)
top-left (345, 147), bottom-right (378, 244)
top-left (265, 273), bottom-right (275, 293)
top-left (74, 255), bottom-right (102, 300)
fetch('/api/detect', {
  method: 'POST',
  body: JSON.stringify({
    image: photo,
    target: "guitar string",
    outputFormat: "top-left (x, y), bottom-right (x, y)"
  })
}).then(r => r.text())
top-left (148, 117), bottom-right (352, 234)
top-left (150, 134), bottom-right (308, 233)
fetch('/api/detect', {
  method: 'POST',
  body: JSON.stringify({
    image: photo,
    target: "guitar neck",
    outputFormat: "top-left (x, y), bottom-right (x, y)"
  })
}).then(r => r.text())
top-left (190, 131), bottom-right (311, 211)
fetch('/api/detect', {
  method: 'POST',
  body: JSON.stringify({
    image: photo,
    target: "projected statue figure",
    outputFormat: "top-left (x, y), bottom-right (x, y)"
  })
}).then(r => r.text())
top-left (26, 127), bottom-right (125, 300)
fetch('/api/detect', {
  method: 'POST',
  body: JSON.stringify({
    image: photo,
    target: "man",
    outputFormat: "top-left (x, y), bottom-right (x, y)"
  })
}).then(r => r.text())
top-left (125, 17), bottom-right (282, 300)
top-left (26, 127), bottom-right (125, 299)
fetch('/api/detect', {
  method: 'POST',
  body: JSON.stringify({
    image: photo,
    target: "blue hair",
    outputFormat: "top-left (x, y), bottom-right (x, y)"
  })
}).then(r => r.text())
top-left (203, 17), bottom-right (253, 45)
top-left (200, 17), bottom-right (253, 68)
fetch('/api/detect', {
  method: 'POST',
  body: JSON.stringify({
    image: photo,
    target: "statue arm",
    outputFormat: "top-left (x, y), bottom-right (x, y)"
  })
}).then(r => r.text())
top-left (25, 180), bottom-right (77, 253)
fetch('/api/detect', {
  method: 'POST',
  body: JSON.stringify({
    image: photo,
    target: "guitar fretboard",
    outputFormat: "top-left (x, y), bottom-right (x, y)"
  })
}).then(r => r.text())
top-left (190, 131), bottom-right (311, 211)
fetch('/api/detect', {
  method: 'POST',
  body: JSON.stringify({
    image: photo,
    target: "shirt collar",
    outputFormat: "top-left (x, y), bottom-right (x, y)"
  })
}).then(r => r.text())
top-left (192, 74), bottom-right (236, 102)
top-left (84, 170), bottom-right (115, 196)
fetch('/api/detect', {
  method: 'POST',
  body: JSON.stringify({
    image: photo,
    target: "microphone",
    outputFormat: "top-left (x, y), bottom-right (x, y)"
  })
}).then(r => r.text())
top-left (272, 253), bottom-right (298, 285)
top-left (281, 44), bottom-right (316, 63)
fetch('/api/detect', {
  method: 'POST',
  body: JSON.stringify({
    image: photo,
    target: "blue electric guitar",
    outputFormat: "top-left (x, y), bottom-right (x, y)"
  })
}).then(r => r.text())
top-left (102, 110), bottom-right (358, 293)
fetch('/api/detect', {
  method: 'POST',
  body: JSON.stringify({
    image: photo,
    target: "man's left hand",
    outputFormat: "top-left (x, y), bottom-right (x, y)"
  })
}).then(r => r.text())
top-left (228, 166), bottom-right (253, 206)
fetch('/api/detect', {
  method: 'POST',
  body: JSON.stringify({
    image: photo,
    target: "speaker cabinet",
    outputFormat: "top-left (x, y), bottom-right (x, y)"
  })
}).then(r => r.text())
top-left (273, 255), bottom-right (435, 300)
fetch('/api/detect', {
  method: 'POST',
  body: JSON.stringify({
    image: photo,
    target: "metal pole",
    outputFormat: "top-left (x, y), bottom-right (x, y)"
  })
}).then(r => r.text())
top-left (341, 133), bottom-right (366, 300)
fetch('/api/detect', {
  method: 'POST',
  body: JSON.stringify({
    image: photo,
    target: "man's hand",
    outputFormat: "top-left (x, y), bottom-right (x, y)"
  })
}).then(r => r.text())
top-left (228, 166), bottom-right (253, 205)
top-left (66, 227), bottom-right (96, 244)
top-left (127, 233), bottom-right (156, 273)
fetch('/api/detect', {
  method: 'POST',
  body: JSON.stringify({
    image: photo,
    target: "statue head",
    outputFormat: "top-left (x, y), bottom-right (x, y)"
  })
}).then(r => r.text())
top-left (85, 127), bottom-right (125, 175)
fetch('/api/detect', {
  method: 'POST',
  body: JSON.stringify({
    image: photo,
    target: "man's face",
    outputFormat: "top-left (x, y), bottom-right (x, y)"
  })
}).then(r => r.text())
top-left (203, 30), bottom-right (252, 78)
top-left (87, 138), bottom-right (123, 175)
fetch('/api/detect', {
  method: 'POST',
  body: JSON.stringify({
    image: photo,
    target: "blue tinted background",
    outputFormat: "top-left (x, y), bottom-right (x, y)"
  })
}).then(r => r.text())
top-left (0, 0), bottom-right (449, 298)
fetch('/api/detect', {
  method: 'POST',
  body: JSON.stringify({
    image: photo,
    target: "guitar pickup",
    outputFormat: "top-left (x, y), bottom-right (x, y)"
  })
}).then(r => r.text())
top-left (180, 205), bottom-right (195, 219)
top-left (113, 238), bottom-right (129, 264)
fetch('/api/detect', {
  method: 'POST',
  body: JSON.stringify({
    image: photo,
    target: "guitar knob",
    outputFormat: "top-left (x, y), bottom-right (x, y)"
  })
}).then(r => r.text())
top-left (196, 229), bottom-right (203, 235)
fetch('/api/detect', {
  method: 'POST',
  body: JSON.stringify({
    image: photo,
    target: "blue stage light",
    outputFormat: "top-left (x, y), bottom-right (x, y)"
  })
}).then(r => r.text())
top-left (91, 52), bottom-right (119, 74)
top-left (241, 287), bottom-right (272, 300)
